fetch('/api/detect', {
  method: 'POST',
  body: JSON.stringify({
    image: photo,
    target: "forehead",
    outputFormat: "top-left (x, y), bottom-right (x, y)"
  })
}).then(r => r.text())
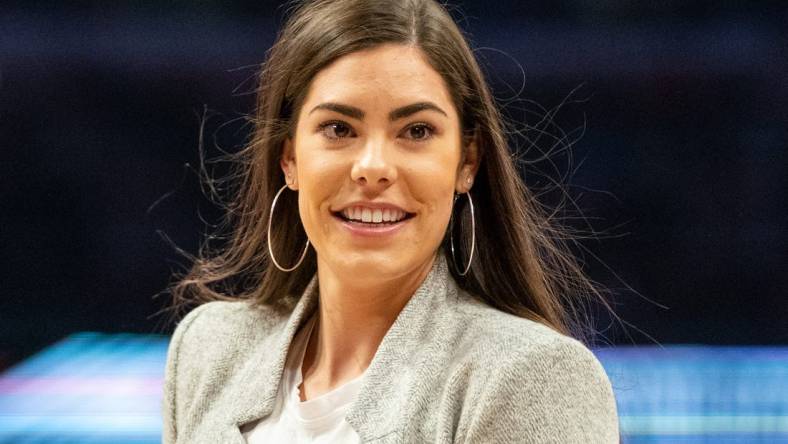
top-left (301, 43), bottom-right (456, 116)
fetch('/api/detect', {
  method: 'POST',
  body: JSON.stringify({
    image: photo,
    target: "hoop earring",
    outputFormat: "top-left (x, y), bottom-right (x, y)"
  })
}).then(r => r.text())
top-left (449, 191), bottom-right (476, 276)
top-left (267, 184), bottom-right (310, 272)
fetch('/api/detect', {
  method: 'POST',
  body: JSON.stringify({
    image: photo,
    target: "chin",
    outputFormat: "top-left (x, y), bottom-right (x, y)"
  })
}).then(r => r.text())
top-left (340, 248), bottom-right (438, 280)
top-left (352, 253), bottom-right (403, 271)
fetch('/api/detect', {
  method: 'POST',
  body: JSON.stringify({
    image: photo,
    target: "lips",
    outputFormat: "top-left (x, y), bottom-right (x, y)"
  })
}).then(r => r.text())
top-left (331, 201), bottom-right (415, 225)
top-left (329, 200), bottom-right (415, 240)
top-left (332, 209), bottom-right (413, 237)
top-left (331, 209), bottom-right (415, 224)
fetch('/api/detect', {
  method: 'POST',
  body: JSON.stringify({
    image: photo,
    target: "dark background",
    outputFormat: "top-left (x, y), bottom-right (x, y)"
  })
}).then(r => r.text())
top-left (2, 0), bottom-right (786, 370)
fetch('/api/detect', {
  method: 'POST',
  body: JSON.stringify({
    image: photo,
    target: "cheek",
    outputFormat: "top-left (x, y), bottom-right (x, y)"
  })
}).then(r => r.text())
top-left (405, 158), bottom-right (458, 232)
top-left (296, 156), bottom-right (344, 227)
top-left (421, 194), bottom-right (453, 234)
top-left (406, 147), bottom-right (460, 199)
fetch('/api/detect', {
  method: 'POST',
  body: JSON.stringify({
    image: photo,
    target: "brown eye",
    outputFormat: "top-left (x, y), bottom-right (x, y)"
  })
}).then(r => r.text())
top-left (404, 123), bottom-right (434, 141)
top-left (320, 121), bottom-right (354, 139)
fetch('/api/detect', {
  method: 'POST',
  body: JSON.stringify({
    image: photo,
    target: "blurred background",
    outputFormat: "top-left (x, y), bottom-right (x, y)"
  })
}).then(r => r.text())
top-left (1, 0), bottom-right (786, 442)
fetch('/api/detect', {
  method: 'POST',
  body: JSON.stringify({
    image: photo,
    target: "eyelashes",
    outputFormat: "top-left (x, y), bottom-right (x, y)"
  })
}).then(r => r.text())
top-left (404, 123), bottom-right (434, 141)
top-left (318, 121), bottom-right (355, 139)
top-left (316, 120), bottom-right (436, 142)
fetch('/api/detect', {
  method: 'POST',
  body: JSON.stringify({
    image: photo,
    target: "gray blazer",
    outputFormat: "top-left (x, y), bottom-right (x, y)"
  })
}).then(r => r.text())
top-left (162, 252), bottom-right (619, 443)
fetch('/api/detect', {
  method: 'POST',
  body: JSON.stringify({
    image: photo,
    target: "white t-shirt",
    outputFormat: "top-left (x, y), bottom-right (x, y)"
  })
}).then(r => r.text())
top-left (243, 314), bottom-right (365, 443)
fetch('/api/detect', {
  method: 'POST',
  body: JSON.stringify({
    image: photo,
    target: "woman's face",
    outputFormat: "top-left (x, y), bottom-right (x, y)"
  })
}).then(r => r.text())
top-left (281, 43), bottom-right (478, 284)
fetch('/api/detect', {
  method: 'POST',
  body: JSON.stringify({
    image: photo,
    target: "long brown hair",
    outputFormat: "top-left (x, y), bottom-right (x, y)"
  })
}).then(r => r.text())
top-left (166, 0), bottom-right (613, 345)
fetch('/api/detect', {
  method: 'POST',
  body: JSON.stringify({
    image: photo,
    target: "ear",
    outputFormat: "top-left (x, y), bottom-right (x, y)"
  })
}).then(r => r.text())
top-left (455, 134), bottom-right (480, 193)
top-left (280, 137), bottom-right (298, 190)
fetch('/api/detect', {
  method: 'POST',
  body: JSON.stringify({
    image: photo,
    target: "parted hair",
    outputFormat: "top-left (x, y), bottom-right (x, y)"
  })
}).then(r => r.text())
top-left (167, 0), bottom-right (612, 345)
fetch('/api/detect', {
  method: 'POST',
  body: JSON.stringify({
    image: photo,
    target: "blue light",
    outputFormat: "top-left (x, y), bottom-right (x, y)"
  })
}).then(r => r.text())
top-left (1, 334), bottom-right (787, 443)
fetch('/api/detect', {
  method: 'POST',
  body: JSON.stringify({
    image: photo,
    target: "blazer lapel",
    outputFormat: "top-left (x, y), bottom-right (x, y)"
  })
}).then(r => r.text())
top-left (346, 252), bottom-right (453, 442)
top-left (219, 251), bottom-right (453, 443)
top-left (225, 273), bottom-right (321, 438)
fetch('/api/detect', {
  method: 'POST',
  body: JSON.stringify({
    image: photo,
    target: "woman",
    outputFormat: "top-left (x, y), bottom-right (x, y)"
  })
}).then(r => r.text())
top-left (162, 0), bottom-right (619, 442)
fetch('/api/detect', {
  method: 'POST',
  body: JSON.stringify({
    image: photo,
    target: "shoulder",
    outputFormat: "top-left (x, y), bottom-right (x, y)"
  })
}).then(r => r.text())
top-left (450, 291), bottom-right (594, 368)
top-left (163, 299), bottom-right (288, 395)
top-left (447, 293), bottom-right (619, 442)
top-left (162, 300), bottom-right (288, 442)
top-left (450, 291), bottom-right (612, 394)
top-left (170, 300), bottom-right (270, 339)
top-left (166, 300), bottom-right (285, 367)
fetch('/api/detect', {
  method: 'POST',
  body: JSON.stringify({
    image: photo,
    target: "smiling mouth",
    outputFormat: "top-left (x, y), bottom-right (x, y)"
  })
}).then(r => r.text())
top-left (331, 211), bottom-right (416, 225)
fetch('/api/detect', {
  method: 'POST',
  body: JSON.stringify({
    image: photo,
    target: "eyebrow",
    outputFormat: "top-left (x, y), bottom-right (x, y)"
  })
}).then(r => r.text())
top-left (308, 101), bottom-right (448, 121)
top-left (389, 102), bottom-right (448, 121)
top-left (309, 103), bottom-right (365, 120)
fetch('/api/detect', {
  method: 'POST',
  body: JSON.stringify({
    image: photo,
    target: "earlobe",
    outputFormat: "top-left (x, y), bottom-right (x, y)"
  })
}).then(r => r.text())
top-left (280, 137), bottom-right (298, 190)
top-left (456, 170), bottom-right (474, 194)
top-left (457, 137), bottom-right (479, 193)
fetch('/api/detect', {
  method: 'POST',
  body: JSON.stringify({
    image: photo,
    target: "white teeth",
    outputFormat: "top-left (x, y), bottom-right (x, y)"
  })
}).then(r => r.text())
top-left (340, 206), bottom-right (408, 223)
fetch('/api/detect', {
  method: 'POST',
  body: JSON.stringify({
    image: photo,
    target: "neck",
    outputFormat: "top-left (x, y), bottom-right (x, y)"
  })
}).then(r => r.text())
top-left (299, 253), bottom-right (436, 399)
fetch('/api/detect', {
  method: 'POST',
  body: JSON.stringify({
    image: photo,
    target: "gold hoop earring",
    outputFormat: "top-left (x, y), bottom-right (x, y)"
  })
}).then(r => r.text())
top-left (267, 184), bottom-right (310, 272)
top-left (449, 191), bottom-right (476, 276)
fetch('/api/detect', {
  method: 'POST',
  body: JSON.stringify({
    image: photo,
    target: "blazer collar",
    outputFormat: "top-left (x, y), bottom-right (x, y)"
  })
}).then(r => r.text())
top-left (228, 251), bottom-right (454, 441)
top-left (227, 272), bottom-right (321, 435)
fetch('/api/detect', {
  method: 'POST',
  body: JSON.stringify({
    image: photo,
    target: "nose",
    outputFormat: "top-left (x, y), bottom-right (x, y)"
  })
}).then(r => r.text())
top-left (350, 136), bottom-right (397, 191)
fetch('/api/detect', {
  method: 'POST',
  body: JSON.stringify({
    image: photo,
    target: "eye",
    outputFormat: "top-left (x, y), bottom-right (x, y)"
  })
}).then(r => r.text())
top-left (318, 121), bottom-right (355, 140)
top-left (401, 123), bottom-right (435, 141)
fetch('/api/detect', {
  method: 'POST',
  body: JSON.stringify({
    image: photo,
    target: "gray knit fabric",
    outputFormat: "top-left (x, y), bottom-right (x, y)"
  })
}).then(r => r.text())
top-left (162, 252), bottom-right (619, 443)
